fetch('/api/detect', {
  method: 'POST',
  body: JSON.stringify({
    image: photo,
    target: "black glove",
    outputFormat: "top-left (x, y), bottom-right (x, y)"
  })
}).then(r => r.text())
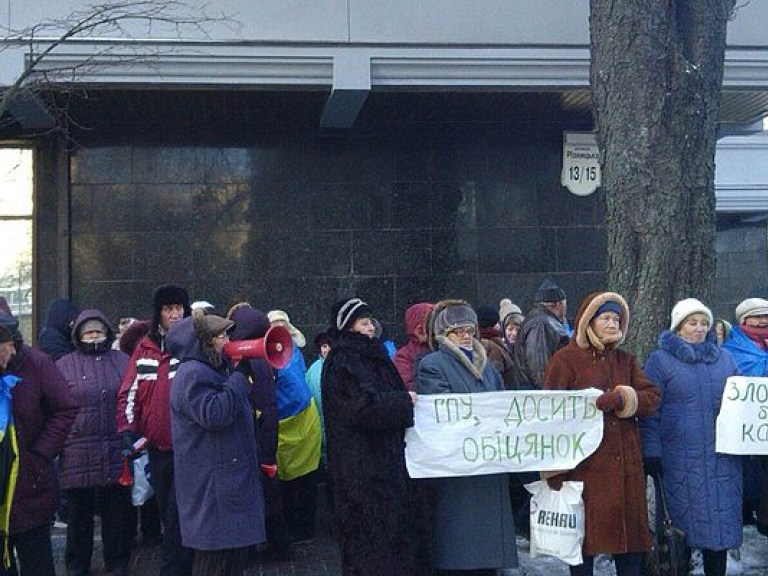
top-left (235, 360), bottom-right (253, 380)
top-left (119, 432), bottom-right (139, 459)
top-left (644, 457), bottom-right (662, 477)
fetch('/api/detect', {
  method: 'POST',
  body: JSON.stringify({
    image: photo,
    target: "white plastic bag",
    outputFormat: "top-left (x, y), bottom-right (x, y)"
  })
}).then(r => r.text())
top-left (525, 479), bottom-right (585, 566)
top-left (131, 453), bottom-right (154, 506)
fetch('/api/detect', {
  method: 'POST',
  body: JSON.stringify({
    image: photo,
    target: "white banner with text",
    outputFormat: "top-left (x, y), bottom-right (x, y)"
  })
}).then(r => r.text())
top-left (717, 376), bottom-right (768, 455)
top-left (405, 389), bottom-right (604, 478)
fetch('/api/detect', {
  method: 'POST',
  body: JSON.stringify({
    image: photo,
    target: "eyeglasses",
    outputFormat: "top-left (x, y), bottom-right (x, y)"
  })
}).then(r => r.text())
top-left (448, 327), bottom-right (475, 337)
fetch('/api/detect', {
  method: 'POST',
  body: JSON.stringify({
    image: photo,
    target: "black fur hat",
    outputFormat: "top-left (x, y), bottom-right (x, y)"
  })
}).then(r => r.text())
top-left (151, 284), bottom-right (191, 333)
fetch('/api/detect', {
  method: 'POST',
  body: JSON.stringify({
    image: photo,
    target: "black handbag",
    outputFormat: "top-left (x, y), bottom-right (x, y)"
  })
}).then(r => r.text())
top-left (645, 473), bottom-right (689, 576)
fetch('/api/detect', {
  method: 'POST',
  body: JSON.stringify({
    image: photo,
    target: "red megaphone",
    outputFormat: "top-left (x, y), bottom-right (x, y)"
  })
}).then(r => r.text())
top-left (223, 325), bottom-right (294, 369)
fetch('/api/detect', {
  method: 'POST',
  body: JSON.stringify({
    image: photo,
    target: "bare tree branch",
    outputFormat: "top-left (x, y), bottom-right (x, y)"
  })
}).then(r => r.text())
top-left (0, 0), bottom-right (239, 134)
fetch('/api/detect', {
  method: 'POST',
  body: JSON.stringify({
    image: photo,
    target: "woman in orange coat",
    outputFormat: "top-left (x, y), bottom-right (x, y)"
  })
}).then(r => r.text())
top-left (543, 291), bottom-right (660, 576)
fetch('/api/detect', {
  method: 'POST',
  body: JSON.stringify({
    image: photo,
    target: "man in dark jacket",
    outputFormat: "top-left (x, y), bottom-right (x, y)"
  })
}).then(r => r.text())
top-left (0, 310), bottom-right (76, 576)
top-left (116, 284), bottom-right (192, 576)
top-left (513, 279), bottom-right (570, 389)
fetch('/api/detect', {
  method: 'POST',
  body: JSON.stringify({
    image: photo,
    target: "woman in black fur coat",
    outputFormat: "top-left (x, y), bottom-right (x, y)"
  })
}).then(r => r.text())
top-left (321, 297), bottom-right (429, 576)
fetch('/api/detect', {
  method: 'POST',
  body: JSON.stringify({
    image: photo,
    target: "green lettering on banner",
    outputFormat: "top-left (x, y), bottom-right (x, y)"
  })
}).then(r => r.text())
top-left (524, 432), bottom-right (538, 456)
top-left (540, 434), bottom-right (555, 460)
top-left (743, 424), bottom-right (755, 442)
top-left (434, 396), bottom-right (475, 424)
top-left (727, 381), bottom-right (740, 401)
top-left (572, 432), bottom-right (586, 458)
top-left (504, 397), bottom-right (523, 427)
top-left (462, 437), bottom-right (479, 461)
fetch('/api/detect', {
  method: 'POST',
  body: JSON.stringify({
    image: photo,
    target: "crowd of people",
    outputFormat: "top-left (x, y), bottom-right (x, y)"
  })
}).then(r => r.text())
top-left (0, 279), bottom-right (764, 576)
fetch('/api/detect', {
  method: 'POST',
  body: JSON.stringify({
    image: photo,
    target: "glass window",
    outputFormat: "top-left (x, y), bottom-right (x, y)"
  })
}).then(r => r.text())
top-left (0, 148), bottom-right (33, 343)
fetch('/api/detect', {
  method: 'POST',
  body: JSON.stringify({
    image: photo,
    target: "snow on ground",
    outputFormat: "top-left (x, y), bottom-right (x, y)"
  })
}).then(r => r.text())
top-left (508, 525), bottom-right (768, 575)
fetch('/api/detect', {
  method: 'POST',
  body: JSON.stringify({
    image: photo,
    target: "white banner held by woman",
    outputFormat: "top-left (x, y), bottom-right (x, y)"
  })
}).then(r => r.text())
top-left (405, 389), bottom-right (603, 478)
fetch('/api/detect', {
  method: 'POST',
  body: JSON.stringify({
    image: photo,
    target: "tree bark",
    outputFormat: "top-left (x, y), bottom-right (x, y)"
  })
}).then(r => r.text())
top-left (590, 0), bottom-right (735, 360)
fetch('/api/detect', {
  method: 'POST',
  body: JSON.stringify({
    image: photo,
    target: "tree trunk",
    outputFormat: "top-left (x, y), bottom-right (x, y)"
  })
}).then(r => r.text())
top-left (590, 0), bottom-right (735, 360)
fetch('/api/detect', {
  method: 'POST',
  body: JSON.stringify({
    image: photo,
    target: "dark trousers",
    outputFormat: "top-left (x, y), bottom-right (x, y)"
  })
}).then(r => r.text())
top-left (0, 524), bottom-right (55, 576)
top-left (149, 449), bottom-right (193, 576)
top-left (569, 552), bottom-right (644, 576)
top-left (685, 548), bottom-right (728, 576)
top-left (126, 494), bottom-right (163, 547)
top-left (280, 469), bottom-right (318, 542)
top-left (64, 485), bottom-right (133, 573)
top-left (192, 547), bottom-right (249, 576)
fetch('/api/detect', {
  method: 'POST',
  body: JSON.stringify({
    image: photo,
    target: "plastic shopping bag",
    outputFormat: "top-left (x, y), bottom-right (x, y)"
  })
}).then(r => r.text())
top-left (131, 453), bottom-right (154, 506)
top-left (525, 479), bottom-right (585, 566)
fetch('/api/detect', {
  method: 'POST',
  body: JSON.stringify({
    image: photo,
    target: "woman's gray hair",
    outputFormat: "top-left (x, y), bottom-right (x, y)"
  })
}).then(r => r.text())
top-left (433, 304), bottom-right (478, 337)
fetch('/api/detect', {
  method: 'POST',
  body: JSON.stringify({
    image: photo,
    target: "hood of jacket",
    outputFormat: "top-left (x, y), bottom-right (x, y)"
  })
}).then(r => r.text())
top-left (42, 298), bottom-right (80, 335)
top-left (71, 309), bottom-right (116, 353)
top-left (229, 305), bottom-right (270, 341)
top-left (166, 316), bottom-right (205, 363)
top-left (573, 291), bottom-right (630, 350)
top-left (404, 302), bottom-right (434, 344)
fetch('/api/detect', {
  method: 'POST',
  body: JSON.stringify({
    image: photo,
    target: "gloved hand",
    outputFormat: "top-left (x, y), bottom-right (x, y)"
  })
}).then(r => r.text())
top-left (546, 474), bottom-right (565, 491)
top-left (235, 360), bottom-right (253, 380)
top-left (596, 389), bottom-right (624, 412)
top-left (644, 457), bottom-right (662, 477)
top-left (119, 432), bottom-right (139, 459)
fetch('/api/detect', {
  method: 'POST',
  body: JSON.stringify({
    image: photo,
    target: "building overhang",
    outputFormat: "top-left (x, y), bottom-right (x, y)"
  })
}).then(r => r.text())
top-left (5, 41), bottom-right (768, 129)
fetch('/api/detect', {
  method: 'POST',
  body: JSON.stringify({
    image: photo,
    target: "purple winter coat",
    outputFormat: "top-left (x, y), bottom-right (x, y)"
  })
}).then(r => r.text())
top-left (55, 310), bottom-right (130, 489)
top-left (166, 316), bottom-right (266, 551)
top-left (6, 343), bottom-right (76, 534)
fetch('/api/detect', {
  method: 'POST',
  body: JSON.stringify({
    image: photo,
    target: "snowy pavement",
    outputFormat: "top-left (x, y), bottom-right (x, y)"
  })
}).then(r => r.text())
top-left (511, 525), bottom-right (768, 575)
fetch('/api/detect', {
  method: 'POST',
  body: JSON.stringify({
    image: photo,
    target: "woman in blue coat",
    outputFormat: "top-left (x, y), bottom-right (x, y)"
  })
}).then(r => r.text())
top-left (416, 300), bottom-right (517, 575)
top-left (167, 309), bottom-right (266, 575)
top-left (642, 298), bottom-right (741, 576)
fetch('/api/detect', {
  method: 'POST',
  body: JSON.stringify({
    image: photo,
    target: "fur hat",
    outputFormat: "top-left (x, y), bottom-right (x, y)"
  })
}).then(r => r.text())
top-left (432, 303), bottom-right (478, 337)
top-left (151, 284), bottom-right (191, 332)
top-left (268, 309), bottom-right (306, 348)
top-left (476, 305), bottom-right (499, 329)
top-left (670, 298), bottom-right (713, 331)
top-left (534, 279), bottom-right (566, 303)
top-left (735, 298), bottom-right (768, 324)
top-left (329, 298), bottom-right (372, 334)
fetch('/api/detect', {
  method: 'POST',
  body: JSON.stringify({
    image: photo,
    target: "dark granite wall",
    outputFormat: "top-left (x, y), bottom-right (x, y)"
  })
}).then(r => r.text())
top-left (713, 218), bottom-right (768, 323)
top-left (65, 134), bottom-right (603, 344)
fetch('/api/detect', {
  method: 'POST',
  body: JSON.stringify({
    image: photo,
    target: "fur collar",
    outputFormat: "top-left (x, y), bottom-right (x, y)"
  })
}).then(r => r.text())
top-left (658, 330), bottom-right (720, 364)
top-left (435, 335), bottom-right (487, 379)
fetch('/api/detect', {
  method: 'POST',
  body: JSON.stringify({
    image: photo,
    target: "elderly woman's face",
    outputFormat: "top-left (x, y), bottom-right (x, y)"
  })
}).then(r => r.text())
top-left (351, 317), bottom-right (375, 338)
top-left (591, 312), bottom-right (620, 341)
top-left (678, 313), bottom-right (710, 344)
top-left (745, 315), bottom-right (768, 328)
top-left (446, 325), bottom-right (475, 349)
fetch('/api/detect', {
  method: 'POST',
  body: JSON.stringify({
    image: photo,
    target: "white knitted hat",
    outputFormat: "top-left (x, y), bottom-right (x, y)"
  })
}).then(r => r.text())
top-left (670, 298), bottom-right (713, 331)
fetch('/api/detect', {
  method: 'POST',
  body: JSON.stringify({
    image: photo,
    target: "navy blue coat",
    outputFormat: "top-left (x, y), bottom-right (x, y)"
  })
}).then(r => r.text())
top-left (417, 337), bottom-right (518, 570)
top-left (167, 317), bottom-right (266, 551)
top-left (641, 331), bottom-right (742, 549)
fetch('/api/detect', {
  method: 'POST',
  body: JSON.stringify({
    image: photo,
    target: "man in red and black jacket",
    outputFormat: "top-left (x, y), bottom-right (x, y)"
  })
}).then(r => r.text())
top-left (117, 284), bottom-right (191, 576)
